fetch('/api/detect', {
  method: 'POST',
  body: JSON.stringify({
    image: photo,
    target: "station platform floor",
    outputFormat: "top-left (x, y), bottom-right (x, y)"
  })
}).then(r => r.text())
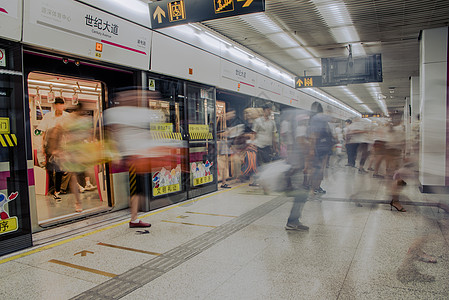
top-left (1, 165), bottom-right (448, 299)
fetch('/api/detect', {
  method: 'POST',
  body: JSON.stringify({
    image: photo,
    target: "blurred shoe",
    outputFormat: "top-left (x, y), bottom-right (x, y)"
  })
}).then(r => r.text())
top-left (285, 223), bottom-right (309, 231)
top-left (53, 192), bottom-right (61, 202)
top-left (129, 220), bottom-right (151, 228)
top-left (75, 204), bottom-right (83, 213)
top-left (78, 184), bottom-right (85, 193)
top-left (367, 167), bottom-right (374, 171)
top-left (302, 184), bottom-right (310, 190)
top-left (314, 187), bottom-right (326, 194)
top-left (248, 183), bottom-right (259, 187)
top-left (373, 173), bottom-right (384, 178)
top-left (59, 189), bottom-right (67, 195)
top-left (358, 168), bottom-right (368, 174)
top-left (85, 183), bottom-right (97, 191)
top-left (220, 184), bottom-right (231, 188)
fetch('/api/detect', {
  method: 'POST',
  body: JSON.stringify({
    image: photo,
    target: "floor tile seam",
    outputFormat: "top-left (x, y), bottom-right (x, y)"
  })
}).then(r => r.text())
top-left (0, 183), bottom-right (250, 266)
top-left (71, 195), bottom-right (289, 300)
top-left (336, 204), bottom-right (373, 300)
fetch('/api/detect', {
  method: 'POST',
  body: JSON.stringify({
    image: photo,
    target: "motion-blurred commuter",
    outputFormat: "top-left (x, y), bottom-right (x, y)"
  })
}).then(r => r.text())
top-left (281, 109), bottom-right (310, 231)
top-left (60, 102), bottom-right (96, 212)
top-left (252, 104), bottom-right (278, 165)
top-left (38, 97), bottom-right (69, 201)
top-left (345, 117), bottom-right (371, 173)
top-left (104, 88), bottom-right (185, 227)
top-left (307, 102), bottom-right (335, 195)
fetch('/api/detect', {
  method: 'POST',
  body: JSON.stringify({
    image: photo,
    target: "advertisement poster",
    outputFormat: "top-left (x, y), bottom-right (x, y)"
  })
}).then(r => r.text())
top-left (190, 161), bottom-right (213, 187)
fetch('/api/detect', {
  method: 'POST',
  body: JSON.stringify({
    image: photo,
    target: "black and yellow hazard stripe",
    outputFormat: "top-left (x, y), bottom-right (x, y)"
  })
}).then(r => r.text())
top-left (0, 134), bottom-right (17, 147)
top-left (190, 132), bottom-right (213, 140)
top-left (129, 164), bottom-right (137, 197)
top-left (150, 132), bottom-right (182, 140)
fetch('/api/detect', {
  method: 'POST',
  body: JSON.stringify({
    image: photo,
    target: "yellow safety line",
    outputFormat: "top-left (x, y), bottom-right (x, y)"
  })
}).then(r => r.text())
top-left (48, 259), bottom-right (117, 278)
top-left (0, 135), bottom-right (6, 147)
top-left (185, 211), bottom-right (237, 218)
top-left (0, 183), bottom-right (248, 265)
top-left (97, 242), bottom-right (161, 256)
top-left (161, 220), bottom-right (217, 228)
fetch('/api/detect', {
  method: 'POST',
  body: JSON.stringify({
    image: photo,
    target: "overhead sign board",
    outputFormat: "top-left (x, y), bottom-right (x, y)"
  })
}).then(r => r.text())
top-left (149, 0), bottom-right (265, 30)
top-left (295, 76), bottom-right (322, 89)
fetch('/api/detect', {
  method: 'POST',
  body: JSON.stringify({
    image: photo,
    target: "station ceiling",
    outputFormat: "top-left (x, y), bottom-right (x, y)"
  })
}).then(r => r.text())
top-left (200, 0), bottom-right (449, 115)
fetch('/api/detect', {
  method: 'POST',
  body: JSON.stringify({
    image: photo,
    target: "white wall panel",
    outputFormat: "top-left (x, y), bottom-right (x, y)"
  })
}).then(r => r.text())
top-left (151, 32), bottom-right (220, 86)
top-left (0, 0), bottom-right (22, 41)
top-left (79, 0), bottom-right (151, 28)
top-left (22, 0), bottom-right (151, 70)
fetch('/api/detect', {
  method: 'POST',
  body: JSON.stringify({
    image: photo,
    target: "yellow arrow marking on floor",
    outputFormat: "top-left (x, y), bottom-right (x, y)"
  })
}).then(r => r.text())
top-left (97, 242), bottom-right (161, 256)
top-left (161, 220), bottom-right (217, 228)
top-left (74, 250), bottom-right (94, 257)
top-left (49, 259), bottom-right (117, 277)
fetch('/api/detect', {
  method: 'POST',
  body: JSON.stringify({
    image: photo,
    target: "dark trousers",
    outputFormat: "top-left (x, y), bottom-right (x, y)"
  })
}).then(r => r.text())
top-left (257, 146), bottom-right (273, 165)
top-left (346, 143), bottom-right (359, 166)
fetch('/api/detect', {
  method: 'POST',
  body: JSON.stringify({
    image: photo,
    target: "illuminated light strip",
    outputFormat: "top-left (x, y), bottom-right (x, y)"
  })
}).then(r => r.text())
top-left (49, 259), bottom-right (117, 278)
top-left (101, 40), bottom-right (147, 55)
top-left (0, 183), bottom-right (248, 265)
top-left (97, 242), bottom-right (161, 256)
top-left (161, 220), bottom-right (217, 228)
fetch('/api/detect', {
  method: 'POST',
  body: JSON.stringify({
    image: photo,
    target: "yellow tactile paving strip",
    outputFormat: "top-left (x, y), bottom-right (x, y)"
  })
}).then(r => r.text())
top-left (0, 183), bottom-right (248, 265)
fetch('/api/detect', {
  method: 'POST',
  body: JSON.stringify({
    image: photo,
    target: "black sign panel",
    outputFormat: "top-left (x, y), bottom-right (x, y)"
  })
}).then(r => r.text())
top-left (150, 0), bottom-right (265, 29)
top-left (295, 76), bottom-right (322, 89)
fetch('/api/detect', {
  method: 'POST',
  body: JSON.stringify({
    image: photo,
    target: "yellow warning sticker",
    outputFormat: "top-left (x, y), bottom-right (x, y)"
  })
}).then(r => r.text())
top-left (153, 183), bottom-right (180, 196)
top-left (0, 118), bottom-right (10, 134)
top-left (193, 174), bottom-right (213, 186)
top-left (0, 134), bottom-right (17, 147)
top-left (150, 123), bottom-right (173, 132)
top-left (0, 217), bottom-right (18, 235)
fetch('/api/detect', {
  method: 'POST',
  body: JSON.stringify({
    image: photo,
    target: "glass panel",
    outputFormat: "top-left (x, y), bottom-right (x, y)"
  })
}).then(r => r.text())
top-left (187, 85), bottom-right (216, 189)
top-left (148, 79), bottom-right (186, 198)
top-left (0, 40), bottom-right (32, 250)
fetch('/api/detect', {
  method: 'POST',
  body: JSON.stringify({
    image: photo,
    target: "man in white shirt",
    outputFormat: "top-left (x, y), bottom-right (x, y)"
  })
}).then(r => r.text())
top-left (38, 97), bottom-right (69, 201)
top-left (252, 104), bottom-right (277, 164)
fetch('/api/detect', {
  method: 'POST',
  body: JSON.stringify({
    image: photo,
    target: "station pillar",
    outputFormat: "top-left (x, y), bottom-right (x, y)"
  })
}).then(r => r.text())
top-left (419, 26), bottom-right (449, 192)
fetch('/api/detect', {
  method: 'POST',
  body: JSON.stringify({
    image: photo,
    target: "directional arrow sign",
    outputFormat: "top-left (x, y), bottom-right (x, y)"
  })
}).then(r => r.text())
top-left (153, 6), bottom-right (166, 24)
top-left (149, 0), bottom-right (265, 30)
top-left (295, 76), bottom-right (323, 89)
top-left (74, 250), bottom-right (94, 257)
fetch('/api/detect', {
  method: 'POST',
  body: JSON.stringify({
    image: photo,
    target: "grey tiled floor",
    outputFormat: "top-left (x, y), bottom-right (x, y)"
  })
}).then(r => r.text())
top-left (1, 165), bottom-right (448, 299)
